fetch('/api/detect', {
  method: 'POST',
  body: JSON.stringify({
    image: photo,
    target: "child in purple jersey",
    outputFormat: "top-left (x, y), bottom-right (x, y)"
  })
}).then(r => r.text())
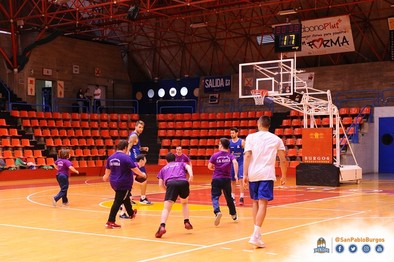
top-left (208, 138), bottom-right (239, 226)
top-left (53, 149), bottom-right (79, 207)
top-left (155, 152), bottom-right (193, 238)
top-left (103, 140), bottom-right (146, 229)
top-left (175, 146), bottom-right (192, 166)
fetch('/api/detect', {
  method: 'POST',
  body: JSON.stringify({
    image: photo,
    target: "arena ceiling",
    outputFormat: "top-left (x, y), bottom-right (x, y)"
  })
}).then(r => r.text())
top-left (0, 0), bottom-right (393, 81)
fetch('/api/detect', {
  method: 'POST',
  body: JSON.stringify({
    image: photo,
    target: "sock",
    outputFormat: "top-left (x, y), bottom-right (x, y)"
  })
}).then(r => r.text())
top-left (253, 225), bottom-right (261, 237)
top-left (231, 193), bottom-right (235, 199)
top-left (160, 223), bottom-right (166, 227)
top-left (184, 219), bottom-right (190, 223)
top-left (141, 195), bottom-right (146, 200)
top-left (240, 193), bottom-right (244, 198)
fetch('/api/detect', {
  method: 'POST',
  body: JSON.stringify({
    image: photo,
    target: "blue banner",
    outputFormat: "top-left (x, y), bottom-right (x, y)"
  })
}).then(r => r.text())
top-left (203, 75), bottom-right (231, 93)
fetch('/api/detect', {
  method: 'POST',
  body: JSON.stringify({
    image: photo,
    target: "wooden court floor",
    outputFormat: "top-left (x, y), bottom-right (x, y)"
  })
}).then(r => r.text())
top-left (1, 173), bottom-right (393, 262)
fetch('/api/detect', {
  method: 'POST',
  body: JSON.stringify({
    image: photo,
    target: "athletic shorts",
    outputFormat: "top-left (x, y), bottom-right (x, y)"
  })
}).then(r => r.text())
top-left (231, 162), bottom-right (243, 181)
top-left (249, 180), bottom-right (274, 201)
top-left (165, 180), bottom-right (190, 202)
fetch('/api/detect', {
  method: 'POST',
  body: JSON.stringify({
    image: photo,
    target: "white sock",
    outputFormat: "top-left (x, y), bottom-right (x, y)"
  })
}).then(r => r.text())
top-left (253, 225), bottom-right (261, 237)
top-left (240, 193), bottom-right (244, 198)
top-left (141, 195), bottom-right (146, 199)
top-left (231, 193), bottom-right (235, 199)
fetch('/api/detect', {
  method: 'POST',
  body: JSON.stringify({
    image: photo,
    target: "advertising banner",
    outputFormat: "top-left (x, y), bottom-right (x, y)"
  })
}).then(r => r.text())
top-left (302, 128), bottom-right (333, 164)
top-left (298, 15), bottom-right (355, 57)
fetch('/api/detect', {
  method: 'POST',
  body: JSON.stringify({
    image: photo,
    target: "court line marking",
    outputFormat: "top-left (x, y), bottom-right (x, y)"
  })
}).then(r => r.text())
top-left (0, 223), bottom-right (204, 247)
top-left (138, 210), bottom-right (366, 262)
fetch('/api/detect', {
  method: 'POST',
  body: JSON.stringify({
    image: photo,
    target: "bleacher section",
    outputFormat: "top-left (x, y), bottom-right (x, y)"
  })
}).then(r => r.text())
top-left (2, 111), bottom-right (139, 169)
top-left (156, 111), bottom-right (273, 166)
top-left (1, 106), bottom-right (371, 171)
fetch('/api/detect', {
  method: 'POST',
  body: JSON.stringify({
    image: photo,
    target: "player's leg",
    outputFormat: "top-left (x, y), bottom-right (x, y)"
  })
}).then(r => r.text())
top-left (155, 181), bottom-right (176, 238)
top-left (230, 167), bottom-right (237, 203)
top-left (179, 181), bottom-right (193, 229)
top-left (223, 178), bottom-right (237, 218)
top-left (211, 179), bottom-right (223, 225)
top-left (238, 162), bottom-right (245, 205)
top-left (139, 166), bottom-right (152, 204)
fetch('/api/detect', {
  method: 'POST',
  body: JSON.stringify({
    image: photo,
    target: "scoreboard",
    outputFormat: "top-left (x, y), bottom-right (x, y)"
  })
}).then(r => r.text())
top-left (273, 24), bottom-right (302, 53)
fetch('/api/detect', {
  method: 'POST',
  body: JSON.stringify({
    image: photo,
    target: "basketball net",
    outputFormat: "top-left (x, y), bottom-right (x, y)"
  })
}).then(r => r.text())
top-left (251, 89), bottom-right (268, 105)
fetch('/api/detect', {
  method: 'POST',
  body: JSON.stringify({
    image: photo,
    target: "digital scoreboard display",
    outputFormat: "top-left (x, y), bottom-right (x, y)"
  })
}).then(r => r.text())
top-left (273, 24), bottom-right (302, 53)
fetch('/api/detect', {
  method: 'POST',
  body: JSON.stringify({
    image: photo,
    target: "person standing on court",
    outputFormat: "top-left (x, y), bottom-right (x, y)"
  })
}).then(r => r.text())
top-left (102, 140), bottom-right (146, 229)
top-left (229, 127), bottom-right (245, 205)
top-left (119, 154), bottom-right (148, 219)
top-left (127, 120), bottom-right (152, 204)
top-left (53, 149), bottom-right (79, 207)
top-left (155, 152), bottom-right (194, 238)
top-left (208, 137), bottom-right (238, 226)
top-left (243, 116), bottom-right (287, 248)
top-left (175, 146), bottom-right (192, 166)
top-left (93, 85), bottom-right (102, 113)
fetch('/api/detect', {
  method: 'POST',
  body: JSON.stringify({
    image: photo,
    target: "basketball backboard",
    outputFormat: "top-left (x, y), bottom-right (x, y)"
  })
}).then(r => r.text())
top-left (239, 58), bottom-right (306, 99)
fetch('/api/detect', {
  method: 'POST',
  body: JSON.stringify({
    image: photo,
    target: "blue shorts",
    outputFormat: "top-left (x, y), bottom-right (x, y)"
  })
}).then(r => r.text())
top-left (231, 162), bottom-right (243, 181)
top-left (249, 180), bottom-right (274, 201)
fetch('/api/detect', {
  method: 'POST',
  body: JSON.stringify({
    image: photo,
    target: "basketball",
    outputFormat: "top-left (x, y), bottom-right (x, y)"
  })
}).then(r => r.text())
top-left (135, 174), bottom-right (147, 183)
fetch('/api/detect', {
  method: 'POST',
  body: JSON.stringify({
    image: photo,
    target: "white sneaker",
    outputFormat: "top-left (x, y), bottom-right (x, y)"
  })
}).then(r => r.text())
top-left (214, 212), bottom-right (222, 226)
top-left (248, 235), bottom-right (265, 248)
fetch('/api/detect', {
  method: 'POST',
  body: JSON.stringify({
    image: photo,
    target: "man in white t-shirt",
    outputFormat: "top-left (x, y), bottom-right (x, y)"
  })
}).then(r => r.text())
top-left (243, 116), bottom-right (287, 248)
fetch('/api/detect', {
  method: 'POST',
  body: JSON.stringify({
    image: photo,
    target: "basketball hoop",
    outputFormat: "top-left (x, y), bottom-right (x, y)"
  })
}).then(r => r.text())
top-left (251, 89), bottom-right (268, 105)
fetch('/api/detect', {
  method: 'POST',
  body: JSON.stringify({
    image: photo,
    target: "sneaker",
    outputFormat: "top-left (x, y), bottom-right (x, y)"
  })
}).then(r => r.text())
top-left (232, 197), bottom-right (236, 205)
top-left (52, 197), bottom-right (57, 207)
top-left (119, 213), bottom-right (130, 219)
top-left (231, 214), bottom-right (238, 221)
top-left (184, 221), bottom-right (193, 230)
top-left (239, 197), bottom-right (244, 206)
top-left (248, 235), bottom-right (265, 248)
top-left (139, 197), bottom-right (153, 205)
top-left (130, 209), bottom-right (137, 219)
top-left (105, 221), bottom-right (121, 229)
top-left (214, 212), bottom-right (222, 226)
top-left (61, 202), bottom-right (69, 207)
top-left (131, 200), bottom-right (136, 204)
top-left (155, 226), bottom-right (166, 238)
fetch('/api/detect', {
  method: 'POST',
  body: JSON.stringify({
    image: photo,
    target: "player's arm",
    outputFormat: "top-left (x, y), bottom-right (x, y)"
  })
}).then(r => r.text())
top-left (69, 165), bottom-right (79, 175)
top-left (243, 151), bottom-right (251, 186)
top-left (232, 159), bottom-right (239, 181)
top-left (207, 162), bottom-right (215, 171)
top-left (277, 150), bottom-right (287, 185)
top-left (102, 168), bottom-right (110, 181)
top-left (131, 166), bottom-right (146, 178)
top-left (185, 164), bottom-right (193, 182)
top-left (241, 139), bottom-right (245, 148)
top-left (158, 178), bottom-right (166, 190)
top-left (140, 146), bottom-right (149, 152)
top-left (127, 134), bottom-right (137, 155)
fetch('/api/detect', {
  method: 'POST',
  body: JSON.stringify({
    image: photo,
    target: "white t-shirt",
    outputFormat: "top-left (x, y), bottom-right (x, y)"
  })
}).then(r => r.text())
top-left (94, 88), bottom-right (101, 99)
top-left (244, 130), bottom-right (285, 182)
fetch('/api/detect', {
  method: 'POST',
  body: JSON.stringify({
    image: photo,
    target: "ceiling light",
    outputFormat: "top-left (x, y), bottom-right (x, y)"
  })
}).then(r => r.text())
top-left (190, 22), bottom-right (208, 29)
top-left (277, 9), bottom-right (297, 16)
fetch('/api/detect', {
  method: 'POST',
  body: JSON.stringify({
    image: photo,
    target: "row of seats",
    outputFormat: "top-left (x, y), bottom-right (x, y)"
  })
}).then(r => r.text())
top-left (158, 129), bottom-right (255, 139)
top-left (34, 129), bottom-right (129, 139)
top-left (158, 120), bottom-right (259, 129)
top-left (157, 111), bottom-right (272, 122)
top-left (21, 119), bottom-right (136, 130)
top-left (11, 110), bottom-right (139, 123)
top-left (3, 156), bottom-right (55, 169)
top-left (287, 107), bottom-right (371, 118)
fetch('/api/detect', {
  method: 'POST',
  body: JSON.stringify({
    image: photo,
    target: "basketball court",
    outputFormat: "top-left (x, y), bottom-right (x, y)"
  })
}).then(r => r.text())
top-left (1, 173), bottom-right (393, 261)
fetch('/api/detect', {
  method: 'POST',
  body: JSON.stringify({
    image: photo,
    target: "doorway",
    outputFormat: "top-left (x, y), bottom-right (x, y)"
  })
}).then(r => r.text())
top-left (379, 117), bottom-right (394, 173)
